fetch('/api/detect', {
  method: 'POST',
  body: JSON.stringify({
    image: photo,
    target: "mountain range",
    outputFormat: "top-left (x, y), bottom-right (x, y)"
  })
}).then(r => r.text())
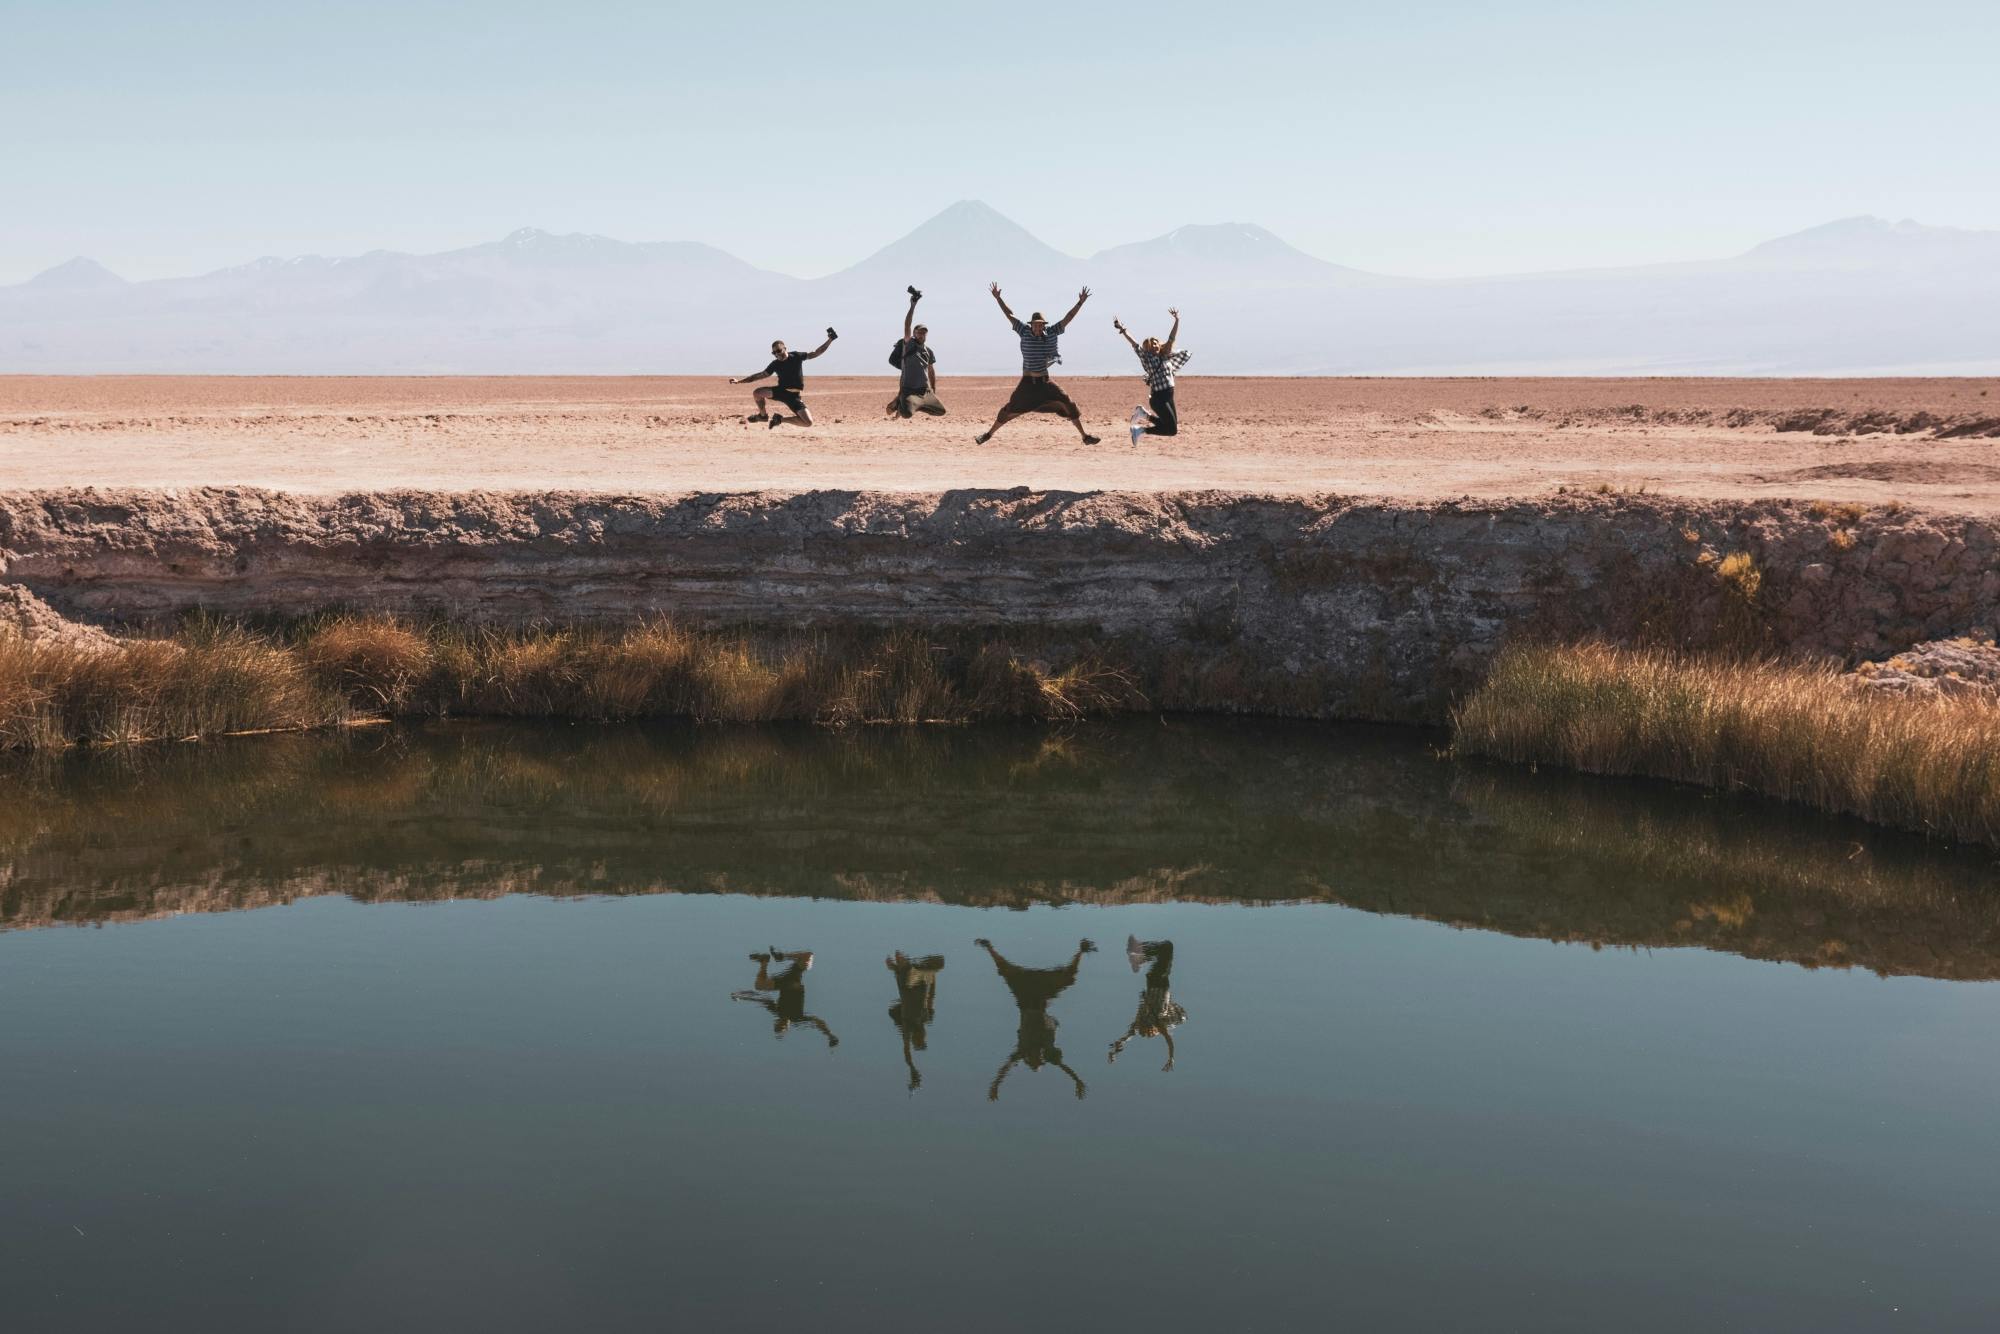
top-left (4, 201), bottom-right (1997, 375)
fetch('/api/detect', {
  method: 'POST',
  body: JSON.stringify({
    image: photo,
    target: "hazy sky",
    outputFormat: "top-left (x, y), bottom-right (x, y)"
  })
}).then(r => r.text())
top-left (4, 0), bottom-right (1996, 283)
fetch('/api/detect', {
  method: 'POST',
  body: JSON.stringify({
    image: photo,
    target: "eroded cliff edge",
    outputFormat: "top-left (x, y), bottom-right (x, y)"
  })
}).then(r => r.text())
top-left (2, 487), bottom-right (1995, 720)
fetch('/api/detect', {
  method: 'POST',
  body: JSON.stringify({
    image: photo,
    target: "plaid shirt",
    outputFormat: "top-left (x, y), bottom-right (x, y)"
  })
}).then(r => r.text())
top-left (1137, 347), bottom-right (1191, 392)
top-left (1010, 317), bottom-right (1066, 374)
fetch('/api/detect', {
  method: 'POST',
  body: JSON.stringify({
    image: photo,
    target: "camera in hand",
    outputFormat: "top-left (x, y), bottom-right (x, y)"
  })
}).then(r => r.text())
top-left (908, 285), bottom-right (922, 299)
top-left (826, 326), bottom-right (838, 340)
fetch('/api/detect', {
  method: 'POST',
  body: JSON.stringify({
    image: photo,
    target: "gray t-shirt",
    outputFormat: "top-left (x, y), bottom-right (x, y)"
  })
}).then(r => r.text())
top-left (899, 340), bottom-right (936, 393)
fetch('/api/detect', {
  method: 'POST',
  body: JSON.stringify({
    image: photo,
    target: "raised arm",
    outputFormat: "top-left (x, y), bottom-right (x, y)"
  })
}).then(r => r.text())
top-left (803, 329), bottom-right (837, 360)
top-left (989, 281), bottom-right (1017, 325)
top-left (1055, 286), bottom-right (1090, 331)
top-left (1112, 317), bottom-right (1139, 351)
top-left (904, 289), bottom-right (918, 340)
top-left (1161, 307), bottom-right (1181, 356)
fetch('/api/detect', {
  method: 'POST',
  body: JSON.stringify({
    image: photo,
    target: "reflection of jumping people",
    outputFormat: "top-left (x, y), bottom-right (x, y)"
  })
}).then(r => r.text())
top-left (885, 950), bottom-right (945, 1091)
top-left (977, 937), bottom-right (1095, 1100)
top-left (730, 328), bottom-right (837, 428)
top-left (1109, 937), bottom-right (1187, 1071)
top-left (975, 283), bottom-right (1100, 446)
top-left (887, 287), bottom-right (946, 419)
top-left (1113, 309), bottom-right (1190, 445)
top-left (731, 949), bottom-right (839, 1047)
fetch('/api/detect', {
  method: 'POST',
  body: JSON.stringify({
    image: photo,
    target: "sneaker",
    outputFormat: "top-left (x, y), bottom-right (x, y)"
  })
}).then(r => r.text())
top-left (974, 432), bottom-right (991, 445)
top-left (1082, 433), bottom-right (1101, 446)
top-left (746, 412), bottom-right (768, 423)
top-left (1130, 405), bottom-right (1149, 426)
top-left (768, 414), bottom-right (784, 429)
top-left (1129, 423), bottom-right (1145, 446)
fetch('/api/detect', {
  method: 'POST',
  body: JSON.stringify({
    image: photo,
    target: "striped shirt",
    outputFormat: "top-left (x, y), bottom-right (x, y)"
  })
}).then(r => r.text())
top-left (1137, 348), bottom-right (1191, 392)
top-left (1010, 317), bottom-right (1066, 374)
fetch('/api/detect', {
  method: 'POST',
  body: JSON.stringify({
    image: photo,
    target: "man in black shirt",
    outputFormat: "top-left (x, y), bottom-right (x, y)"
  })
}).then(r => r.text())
top-left (730, 328), bottom-right (837, 428)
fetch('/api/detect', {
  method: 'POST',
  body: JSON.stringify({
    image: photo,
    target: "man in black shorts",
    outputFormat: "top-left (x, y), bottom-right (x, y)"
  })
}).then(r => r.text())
top-left (975, 282), bottom-right (1100, 446)
top-left (731, 327), bottom-right (837, 428)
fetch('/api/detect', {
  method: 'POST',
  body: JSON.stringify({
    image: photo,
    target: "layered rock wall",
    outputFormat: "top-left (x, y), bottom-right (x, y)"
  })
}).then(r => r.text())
top-left (2, 487), bottom-right (1995, 718)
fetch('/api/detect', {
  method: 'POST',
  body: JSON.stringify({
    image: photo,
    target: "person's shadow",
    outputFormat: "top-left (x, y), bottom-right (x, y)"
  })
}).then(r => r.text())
top-left (885, 951), bottom-right (945, 1092)
top-left (1109, 937), bottom-right (1187, 1071)
top-left (976, 937), bottom-right (1094, 1100)
top-left (731, 948), bottom-right (839, 1048)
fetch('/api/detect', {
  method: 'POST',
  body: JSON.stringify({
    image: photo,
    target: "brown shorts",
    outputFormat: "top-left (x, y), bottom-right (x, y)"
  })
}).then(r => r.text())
top-left (1003, 375), bottom-right (1079, 417)
top-left (888, 389), bottom-right (948, 418)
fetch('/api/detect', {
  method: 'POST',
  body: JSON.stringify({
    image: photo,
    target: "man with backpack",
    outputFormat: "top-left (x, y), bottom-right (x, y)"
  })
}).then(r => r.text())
top-left (886, 286), bottom-right (946, 418)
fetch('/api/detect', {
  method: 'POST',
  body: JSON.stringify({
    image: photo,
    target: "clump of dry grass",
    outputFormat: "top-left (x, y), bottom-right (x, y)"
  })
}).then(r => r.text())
top-left (0, 615), bottom-right (1152, 751)
top-left (1453, 641), bottom-right (2000, 846)
top-left (0, 625), bottom-right (343, 750)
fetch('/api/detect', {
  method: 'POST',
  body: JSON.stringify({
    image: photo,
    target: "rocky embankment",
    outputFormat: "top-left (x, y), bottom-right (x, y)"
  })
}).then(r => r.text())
top-left (2, 486), bottom-right (1996, 720)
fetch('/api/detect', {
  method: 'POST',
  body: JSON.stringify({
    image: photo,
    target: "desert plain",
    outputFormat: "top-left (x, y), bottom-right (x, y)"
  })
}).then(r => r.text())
top-left (3, 375), bottom-right (1997, 511)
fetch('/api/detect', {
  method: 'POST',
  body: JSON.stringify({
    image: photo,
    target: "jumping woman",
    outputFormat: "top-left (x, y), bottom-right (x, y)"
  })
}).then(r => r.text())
top-left (1114, 308), bottom-right (1189, 445)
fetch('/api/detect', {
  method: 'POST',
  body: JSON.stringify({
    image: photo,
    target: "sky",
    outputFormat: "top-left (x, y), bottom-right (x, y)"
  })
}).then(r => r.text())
top-left (3, 0), bottom-right (1998, 284)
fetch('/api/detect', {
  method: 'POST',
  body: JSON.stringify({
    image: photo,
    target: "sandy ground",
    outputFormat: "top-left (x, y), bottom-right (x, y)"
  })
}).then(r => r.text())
top-left (3, 375), bottom-right (1997, 511)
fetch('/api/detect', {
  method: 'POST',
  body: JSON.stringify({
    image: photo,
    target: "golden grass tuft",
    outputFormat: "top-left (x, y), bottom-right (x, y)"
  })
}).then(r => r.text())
top-left (0, 626), bottom-right (342, 750)
top-left (0, 616), bottom-right (1154, 751)
top-left (1453, 641), bottom-right (2000, 846)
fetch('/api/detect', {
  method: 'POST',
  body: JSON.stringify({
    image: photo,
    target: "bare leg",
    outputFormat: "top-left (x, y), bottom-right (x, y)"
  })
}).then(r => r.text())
top-left (977, 407), bottom-right (1023, 444)
top-left (750, 387), bottom-right (773, 420)
top-left (771, 406), bottom-right (814, 427)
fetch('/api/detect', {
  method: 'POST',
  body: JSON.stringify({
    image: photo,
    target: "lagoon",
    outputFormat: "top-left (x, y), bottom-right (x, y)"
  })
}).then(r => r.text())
top-left (3, 721), bottom-right (1997, 1331)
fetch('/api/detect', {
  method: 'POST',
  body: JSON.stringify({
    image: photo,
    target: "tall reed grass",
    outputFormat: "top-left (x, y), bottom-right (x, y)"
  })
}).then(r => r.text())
top-left (0, 616), bottom-right (1147, 751)
top-left (1453, 641), bottom-right (2000, 846)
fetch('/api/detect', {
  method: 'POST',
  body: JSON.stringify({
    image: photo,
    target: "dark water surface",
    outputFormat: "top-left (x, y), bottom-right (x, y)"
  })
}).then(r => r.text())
top-left (3, 720), bottom-right (1998, 1332)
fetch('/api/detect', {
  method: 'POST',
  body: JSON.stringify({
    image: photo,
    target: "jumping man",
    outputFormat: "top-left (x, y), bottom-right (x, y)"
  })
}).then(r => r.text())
top-left (885, 950), bottom-right (946, 1092)
top-left (1114, 308), bottom-right (1190, 445)
top-left (730, 327), bottom-right (837, 428)
top-left (731, 949), bottom-right (839, 1047)
top-left (976, 937), bottom-right (1094, 1101)
top-left (887, 286), bottom-right (946, 418)
top-left (975, 283), bottom-right (1100, 446)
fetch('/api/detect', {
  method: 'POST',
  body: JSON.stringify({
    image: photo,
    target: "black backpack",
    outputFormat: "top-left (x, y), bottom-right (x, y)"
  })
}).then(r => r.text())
top-left (887, 340), bottom-right (905, 369)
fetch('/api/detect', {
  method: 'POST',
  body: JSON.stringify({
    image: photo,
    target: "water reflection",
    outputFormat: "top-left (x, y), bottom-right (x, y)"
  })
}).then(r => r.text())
top-left (1110, 938), bottom-right (1186, 1072)
top-left (979, 938), bottom-right (1095, 1101)
top-left (733, 949), bottom-right (839, 1048)
top-left (2, 719), bottom-right (1995, 980)
top-left (885, 951), bottom-right (945, 1091)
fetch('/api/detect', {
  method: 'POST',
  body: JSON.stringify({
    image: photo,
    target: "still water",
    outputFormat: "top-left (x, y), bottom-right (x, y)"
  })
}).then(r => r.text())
top-left (3, 720), bottom-right (1998, 1332)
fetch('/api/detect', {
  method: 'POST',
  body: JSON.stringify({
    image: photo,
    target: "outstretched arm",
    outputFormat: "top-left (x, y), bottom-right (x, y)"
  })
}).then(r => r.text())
top-left (1055, 286), bottom-right (1090, 332)
top-left (1112, 317), bottom-right (1139, 351)
top-left (728, 367), bottom-right (773, 385)
top-left (1161, 307), bottom-right (1181, 357)
top-left (989, 282), bottom-right (1017, 324)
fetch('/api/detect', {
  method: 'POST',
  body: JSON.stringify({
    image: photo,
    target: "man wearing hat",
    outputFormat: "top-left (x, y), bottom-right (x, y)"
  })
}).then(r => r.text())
top-left (975, 282), bottom-right (1100, 446)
